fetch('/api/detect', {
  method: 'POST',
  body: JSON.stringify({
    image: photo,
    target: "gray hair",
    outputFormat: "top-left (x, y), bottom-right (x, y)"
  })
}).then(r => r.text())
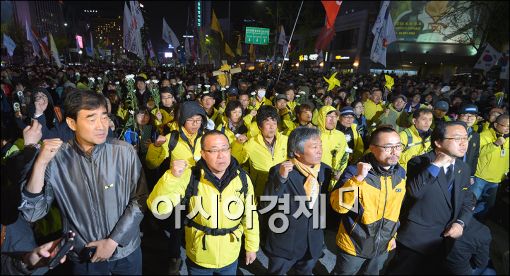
top-left (287, 127), bottom-right (321, 158)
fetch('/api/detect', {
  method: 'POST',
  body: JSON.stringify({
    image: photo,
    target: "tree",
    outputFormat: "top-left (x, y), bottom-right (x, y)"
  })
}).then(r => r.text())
top-left (436, 1), bottom-right (509, 51)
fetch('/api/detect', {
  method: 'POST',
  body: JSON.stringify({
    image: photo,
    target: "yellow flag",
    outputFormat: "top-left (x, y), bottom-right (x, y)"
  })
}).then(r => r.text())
top-left (211, 10), bottom-right (223, 40)
top-left (236, 35), bottom-right (242, 56)
top-left (384, 74), bottom-right (394, 91)
top-left (225, 42), bottom-right (235, 57)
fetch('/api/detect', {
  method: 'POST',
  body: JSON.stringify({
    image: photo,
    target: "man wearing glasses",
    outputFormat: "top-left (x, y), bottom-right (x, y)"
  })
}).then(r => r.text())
top-left (456, 104), bottom-right (481, 185)
top-left (330, 126), bottom-right (406, 275)
top-left (471, 114), bottom-right (509, 220)
top-left (388, 121), bottom-right (475, 274)
top-left (147, 130), bottom-right (259, 275)
top-left (145, 100), bottom-right (207, 274)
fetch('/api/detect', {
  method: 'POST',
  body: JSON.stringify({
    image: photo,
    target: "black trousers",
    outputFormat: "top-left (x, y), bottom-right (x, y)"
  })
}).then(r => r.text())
top-left (386, 242), bottom-right (446, 275)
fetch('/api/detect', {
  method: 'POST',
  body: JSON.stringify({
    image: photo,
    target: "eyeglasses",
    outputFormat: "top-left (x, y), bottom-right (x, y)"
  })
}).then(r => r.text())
top-left (203, 147), bottom-right (231, 154)
top-left (161, 96), bottom-right (174, 100)
top-left (495, 122), bottom-right (510, 128)
top-left (444, 137), bottom-right (469, 143)
top-left (34, 95), bottom-right (48, 102)
top-left (373, 144), bottom-right (404, 152)
top-left (459, 114), bottom-right (476, 119)
top-left (186, 118), bottom-right (203, 125)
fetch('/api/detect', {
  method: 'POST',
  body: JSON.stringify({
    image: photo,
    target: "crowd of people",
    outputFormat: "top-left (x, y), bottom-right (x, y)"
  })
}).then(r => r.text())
top-left (1, 60), bottom-right (508, 275)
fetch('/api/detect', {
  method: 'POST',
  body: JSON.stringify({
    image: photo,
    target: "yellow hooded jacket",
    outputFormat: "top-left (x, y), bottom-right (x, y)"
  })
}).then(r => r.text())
top-left (317, 106), bottom-right (348, 188)
top-left (145, 129), bottom-right (202, 170)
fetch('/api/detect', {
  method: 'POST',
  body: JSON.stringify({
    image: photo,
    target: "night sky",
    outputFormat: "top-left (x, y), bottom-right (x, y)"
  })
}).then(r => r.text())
top-left (64, 1), bottom-right (309, 51)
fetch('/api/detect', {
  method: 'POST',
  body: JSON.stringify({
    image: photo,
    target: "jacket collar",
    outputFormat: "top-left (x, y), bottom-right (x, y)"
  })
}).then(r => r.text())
top-left (197, 158), bottom-right (241, 193)
top-left (71, 138), bottom-right (106, 160)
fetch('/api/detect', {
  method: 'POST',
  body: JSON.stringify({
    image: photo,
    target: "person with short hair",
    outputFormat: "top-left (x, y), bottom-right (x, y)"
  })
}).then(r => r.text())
top-left (147, 130), bottom-right (259, 275)
top-left (363, 88), bottom-right (384, 126)
top-left (471, 114), bottom-right (509, 219)
top-left (378, 94), bottom-right (408, 132)
top-left (399, 108), bottom-right (434, 171)
top-left (216, 100), bottom-right (249, 145)
top-left (337, 106), bottom-right (365, 163)
top-left (262, 127), bottom-right (332, 274)
top-left (19, 89), bottom-right (148, 275)
top-left (316, 106), bottom-right (348, 187)
top-left (388, 121), bottom-right (475, 274)
top-left (232, 105), bottom-right (288, 197)
top-left (331, 126), bottom-right (406, 275)
top-left (456, 104), bottom-right (481, 182)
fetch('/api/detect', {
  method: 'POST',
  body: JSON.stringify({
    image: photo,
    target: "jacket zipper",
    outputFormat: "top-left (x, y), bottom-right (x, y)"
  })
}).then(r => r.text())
top-left (375, 176), bottom-right (388, 256)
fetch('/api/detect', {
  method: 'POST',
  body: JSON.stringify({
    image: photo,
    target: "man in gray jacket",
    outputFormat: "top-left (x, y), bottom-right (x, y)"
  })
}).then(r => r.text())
top-left (19, 89), bottom-right (148, 275)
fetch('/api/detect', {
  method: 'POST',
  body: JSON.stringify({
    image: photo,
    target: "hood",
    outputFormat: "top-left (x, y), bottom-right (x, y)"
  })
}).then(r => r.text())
top-left (28, 87), bottom-right (56, 128)
top-left (178, 101), bottom-right (207, 127)
top-left (317, 105), bottom-right (338, 132)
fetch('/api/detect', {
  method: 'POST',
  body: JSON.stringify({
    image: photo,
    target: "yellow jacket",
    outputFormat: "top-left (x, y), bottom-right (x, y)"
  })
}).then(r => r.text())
top-left (330, 156), bottom-right (406, 258)
top-left (475, 128), bottom-right (509, 183)
top-left (364, 99), bottom-right (384, 125)
top-left (147, 164), bottom-right (259, 268)
top-left (151, 107), bottom-right (175, 131)
top-left (317, 106), bottom-right (348, 184)
top-left (145, 129), bottom-right (202, 170)
top-left (399, 125), bottom-right (431, 171)
top-left (349, 123), bottom-right (365, 163)
top-left (231, 132), bottom-right (288, 196)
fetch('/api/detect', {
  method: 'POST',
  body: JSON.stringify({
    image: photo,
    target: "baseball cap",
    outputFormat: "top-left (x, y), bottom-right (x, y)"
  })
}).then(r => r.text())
top-left (340, 106), bottom-right (356, 117)
top-left (458, 104), bottom-right (478, 114)
top-left (434, 100), bottom-right (449, 112)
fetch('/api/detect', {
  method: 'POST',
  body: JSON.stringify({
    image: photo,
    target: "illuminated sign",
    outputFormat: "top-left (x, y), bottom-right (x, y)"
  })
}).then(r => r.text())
top-left (164, 52), bottom-right (173, 58)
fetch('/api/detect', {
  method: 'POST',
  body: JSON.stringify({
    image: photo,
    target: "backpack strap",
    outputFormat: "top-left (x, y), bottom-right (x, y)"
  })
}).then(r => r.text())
top-left (238, 169), bottom-right (248, 198)
top-left (168, 130), bottom-right (179, 152)
top-left (403, 128), bottom-right (413, 150)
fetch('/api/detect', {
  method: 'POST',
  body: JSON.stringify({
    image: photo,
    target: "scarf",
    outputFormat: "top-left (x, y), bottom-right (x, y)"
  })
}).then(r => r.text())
top-left (291, 158), bottom-right (321, 206)
top-left (182, 127), bottom-right (198, 148)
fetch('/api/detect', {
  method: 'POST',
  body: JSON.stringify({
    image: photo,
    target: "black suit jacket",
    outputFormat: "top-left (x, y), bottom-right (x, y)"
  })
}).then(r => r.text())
top-left (262, 162), bottom-right (332, 260)
top-left (397, 151), bottom-right (475, 255)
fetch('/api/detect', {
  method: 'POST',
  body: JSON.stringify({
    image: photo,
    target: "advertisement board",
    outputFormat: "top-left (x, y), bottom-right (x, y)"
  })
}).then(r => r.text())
top-left (390, 1), bottom-right (474, 44)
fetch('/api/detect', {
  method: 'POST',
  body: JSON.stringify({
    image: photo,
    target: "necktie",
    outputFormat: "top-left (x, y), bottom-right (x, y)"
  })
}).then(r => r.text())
top-left (446, 164), bottom-right (454, 193)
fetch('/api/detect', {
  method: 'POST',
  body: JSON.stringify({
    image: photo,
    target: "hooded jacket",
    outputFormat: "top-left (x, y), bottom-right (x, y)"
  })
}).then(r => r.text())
top-left (146, 101), bottom-right (207, 170)
top-left (330, 153), bottom-right (406, 258)
top-left (317, 106), bottom-right (348, 186)
top-left (15, 88), bottom-right (58, 139)
top-left (147, 158), bottom-right (259, 269)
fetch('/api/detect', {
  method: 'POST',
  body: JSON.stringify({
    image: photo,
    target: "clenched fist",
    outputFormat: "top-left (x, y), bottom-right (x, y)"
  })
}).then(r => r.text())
top-left (279, 161), bottom-right (294, 179)
top-left (154, 135), bottom-right (167, 147)
top-left (171, 159), bottom-right (188, 177)
top-left (356, 162), bottom-right (372, 182)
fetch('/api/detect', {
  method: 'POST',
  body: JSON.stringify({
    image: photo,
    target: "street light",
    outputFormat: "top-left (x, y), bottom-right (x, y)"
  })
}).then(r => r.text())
top-left (64, 22), bottom-right (68, 27)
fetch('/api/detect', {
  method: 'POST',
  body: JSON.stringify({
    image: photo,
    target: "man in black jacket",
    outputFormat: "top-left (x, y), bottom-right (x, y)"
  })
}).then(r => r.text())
top-left (457, 104), bottom-right (480, 183)
top-left (388, 121), bottom-right (475, 274)
top-left (262, 127), bottom-right (332, 275)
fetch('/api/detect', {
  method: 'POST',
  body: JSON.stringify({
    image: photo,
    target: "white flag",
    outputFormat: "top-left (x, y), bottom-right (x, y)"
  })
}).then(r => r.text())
top-left (123, 2), bottom-right (144, 61)
top-left (474, 44), bottom-right (502, 73)
top-left (162, 18), bottom-right (180, 48)
top-left (129, 1), bottom-right (144, 30)
top-left (25, 20), bottom-right (40, 57)
top-left (278, 25), bottom-right (286, 45)
top-left (370, 1), bottom-right (396, 67)
top-left (185, 38), bottom-right (191, 59)
top-left (3, 34), bottom-right (16, 56)
top-left (499, 49), bottom-right (508, 79)
top-left (123, 2), bottom-right (132, 50)
top-left (49, 33), bottom-right (62, 68)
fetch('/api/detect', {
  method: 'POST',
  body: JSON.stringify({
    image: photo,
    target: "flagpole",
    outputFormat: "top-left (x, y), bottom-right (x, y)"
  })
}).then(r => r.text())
top-left (276, 0), bottom-right (303, 85)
